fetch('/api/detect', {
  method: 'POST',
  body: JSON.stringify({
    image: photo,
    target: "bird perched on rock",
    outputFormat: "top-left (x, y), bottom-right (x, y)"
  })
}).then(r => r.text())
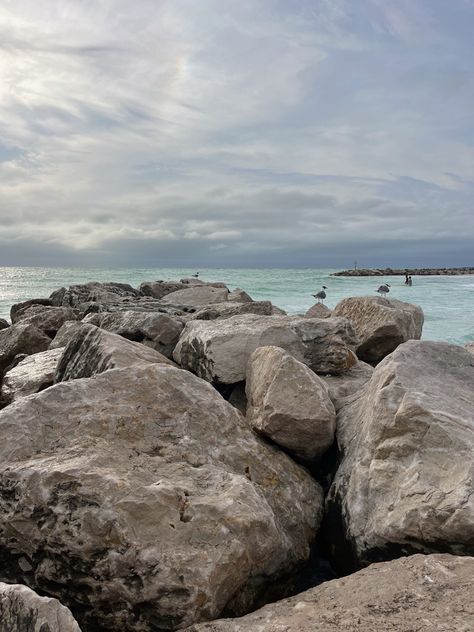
top-left (376, 284), bottom-right (390, 296)
top-left (312, 286), bottom-right (328, 303)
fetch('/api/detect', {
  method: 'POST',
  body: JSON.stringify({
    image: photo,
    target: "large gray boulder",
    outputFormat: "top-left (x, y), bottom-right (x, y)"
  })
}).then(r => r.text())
top-left (304, 303), bottom-right (332, 319)
top-left (50, 282), bottom-right (139, 308)
top-left (227, 288), bottom-right (253, 303)
top-left (13, 305), bottom-right (79, 338)
top-left (189, 301), bottom-right (275, 321)
top-left (173, 314), bottom-right (358, 384)
top-left (327, 341), bottom-right (474, 567)
top-left (0, 364), bottom-right (322, 631)
top-left (333, 296), bottom-right (424, 364)
top-left (49, 321), bottom-right (85, 349)
top-left (0, 582), bottom-right (81, 632)
top-left (10, 298), bottom-right (53, 323)
top-left (138, 280), bottom-right (187, 299)
top-left (0, 324), bottom-right (51, 376)
top-left (83, 310), bottom-right (184, 358)
top-left (161, 285), bottom-right (229, 307)
top-left (55, 323), bottom-right (174, 381)
top-left (321, 360), bottom-right (374, 410)
top-left (185, 554), bottom-right (474, 632)
top-left (0, 318), bottom-right (9, 331)
top-left (0, 348), bottom-right (63, 407)
top-left (246, 346), bottom-right (336, 460)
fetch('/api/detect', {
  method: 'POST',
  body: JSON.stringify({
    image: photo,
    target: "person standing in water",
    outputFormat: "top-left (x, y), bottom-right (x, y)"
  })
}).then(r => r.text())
top-left (408, 276), bottom-right (413, 286)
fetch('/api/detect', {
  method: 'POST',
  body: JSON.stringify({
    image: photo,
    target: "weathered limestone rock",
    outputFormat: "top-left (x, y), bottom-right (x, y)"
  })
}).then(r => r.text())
top-left (304, 303), bottom-right (332, 318)
top-left (333, 296), bottom-right (423, 364)
top-left (228, 288), bottom-right (253, 303)
top-left (49, 321), bottom-right (85, 349)
top-left (0, 318), bottom-right (9, 330)
top-left (246, 346), bottom-right (336, 460)
top-left (327, 341), bottom-right (474, 568)
top-left (465, 342), bottom-right (474, 354)
top-left (161, 285), bottom-right (229, 307)
top-left (0, 324), bottom-right (51, 376)
top-left (185, 554), bottom-right (474, 632)
top-left (321, 361), bottom-right (374, 410)
top-left (180, 279), bottom-right (228, 288)
top-left (0, 582), bottom-right (81, 632)
top-left (50, 282), bottom-right (139, 308)
top-left (174, 314), bottom-right (358, 384)
top-left (13, 305), bottom-right (79, 338)
top-left (55, 323), bottom-right (174, 381)
top-left (0, 364), bottom-right (322, 631)
top-left (10, 298), bottom-right (53, 323)
top-left (0, 348), bottom-right (63, 407)
top-left (83, 310), bottom-right (184, 358)
top-left (189, 301), bottom-right (275, 321)
top-left (138, 280), bottom-right (186, 299)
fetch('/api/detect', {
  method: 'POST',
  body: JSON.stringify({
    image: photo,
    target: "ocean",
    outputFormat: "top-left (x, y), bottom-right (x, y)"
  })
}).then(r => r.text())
top-left (0, 267), bottom-right (473, 346)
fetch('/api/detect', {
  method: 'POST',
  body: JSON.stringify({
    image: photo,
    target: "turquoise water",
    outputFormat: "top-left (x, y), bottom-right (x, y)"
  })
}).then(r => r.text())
top-left (0, 267), bottom-right (473, 345)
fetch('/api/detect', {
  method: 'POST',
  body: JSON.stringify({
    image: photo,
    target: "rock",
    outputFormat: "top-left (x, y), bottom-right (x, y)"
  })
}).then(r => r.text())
top-left (13, 305), bottom-right (79, 338)
top-left (271, 305), bottom-right (287, 315)
top-left (0, 349), bottom-right (63, 407)
top-left (228, 288), bottom-right (253, 303)
top-left (304, 303), bottom-right (332, 318)
top-left (0, 364), bottom-right (322, 631)
top-left (0, 582), bottom-right (81, 632)
top-left (333, 296), bottom-right (424, 364)
top-left (55, 323), bottom-right (174, 382)
top-left (49, 321), bottom-right (85, 349)
top-left (173, 314), bottom-right (358, 384)
top-left (189, 301), bottom-right (275, 321)
top-left (0, 324), bottom-right (51, 377)
top-left (50, 282), bottom-right (139, 308)
top-left (138, 280), bottom-right (186, 299)
top-left (327, 340), bottom-right (474, 568)
top-left (184, 553), bottom-right (474, 632)
top-left (161, 285), bottom-right (229, 307)
top-left (10, 298), bottom-right (53, 323)
top-left (180, 279), bottom-right (228, 288)
top-left (0, 318), bottom-right (9, 330)
top-left (321, 361), bottom-right (374, 410)
top-left (246, 346), bottom-right (336, 460)
top-left (465, 342), bottom-right (474, 354)
top-left (82, 310), bottom-right (184, 358)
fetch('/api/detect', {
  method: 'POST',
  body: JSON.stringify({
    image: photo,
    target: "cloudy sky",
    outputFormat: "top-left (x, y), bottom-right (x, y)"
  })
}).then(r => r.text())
top-left (0, 0), bottom-right (473, 268)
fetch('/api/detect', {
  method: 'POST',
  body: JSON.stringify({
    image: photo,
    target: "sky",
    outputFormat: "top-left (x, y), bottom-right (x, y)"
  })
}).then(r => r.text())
top-left (0, 0), bottom-right (473, 268)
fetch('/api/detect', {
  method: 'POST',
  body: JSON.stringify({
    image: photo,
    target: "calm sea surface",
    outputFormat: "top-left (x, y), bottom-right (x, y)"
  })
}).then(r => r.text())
top-left (0, 267), bottom-right (473, 345)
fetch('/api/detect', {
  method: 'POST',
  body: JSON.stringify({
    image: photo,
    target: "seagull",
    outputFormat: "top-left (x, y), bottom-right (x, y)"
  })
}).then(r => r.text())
top-left (376, 283), bottom-right (390, 296)
top-left (312, 286), bottom-right (328, 303)
top-left (192, 272), bottom-right (200, 278)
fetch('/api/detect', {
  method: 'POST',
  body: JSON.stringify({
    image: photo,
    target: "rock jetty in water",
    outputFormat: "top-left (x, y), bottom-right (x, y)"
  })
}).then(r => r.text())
top-left (0, 276), bottom-right (472, 632)
top-left (332, 266), bottom-right (474, 276)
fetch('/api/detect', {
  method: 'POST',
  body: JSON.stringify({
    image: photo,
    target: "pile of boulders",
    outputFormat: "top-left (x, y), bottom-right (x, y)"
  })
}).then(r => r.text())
top-left (0, 277), bottom-right (472, 632)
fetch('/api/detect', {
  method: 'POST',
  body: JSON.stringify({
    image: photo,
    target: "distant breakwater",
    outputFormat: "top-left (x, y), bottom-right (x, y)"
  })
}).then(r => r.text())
top-left (332, 267), bottom-right (474, 277)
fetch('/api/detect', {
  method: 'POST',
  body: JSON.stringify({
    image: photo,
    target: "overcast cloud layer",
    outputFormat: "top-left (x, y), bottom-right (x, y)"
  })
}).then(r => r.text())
top-left (0, 0), bottom-right (473, 267)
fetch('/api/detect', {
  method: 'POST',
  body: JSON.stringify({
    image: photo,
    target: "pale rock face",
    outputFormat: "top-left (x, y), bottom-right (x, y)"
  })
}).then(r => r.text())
top-left (138, 280), bottom-right (186, 299)
top-left (304, 303), bottom-right (332, 318)
top-left (50, 282), bottom-right (139, 308)
top-left (189, 301), bottom-right (275, 321)
top-left (10, 298), bottom-right (53, 323)
top-left (320, 361), bottom-right (374, 410)
top-left (228, 289), bottom-right (254, 303)
top-left (0, 324), bottom-right (51, 376)
top-left (13, 305), bottom-right (79, 338)
top-left (0, 364), bottom-right (322, 631)
top-left (173, 314), bottom-right (358, 384)
top-left (246, 346), bottom-right (336, 460)
top-left (82, 310), bottom-right (184, 358)
top-left (0, 582), bottom-right (81, 632)
top-left (465, 342), bottom-right (474, 354)
top-left (55, 323), bottom-right (174, 381)
top-left (0, 348), bottom-right (63, 407)
top-left (327, 340), bottom-right (474, 567)
top-left (333, 296), bottom-right (424, 364)
top-left (185, 554), bottom-right (474, 632)
top-left (161, 285), bottom-right (230, 307)
top-left (49, 321), bottom-right (85, 349)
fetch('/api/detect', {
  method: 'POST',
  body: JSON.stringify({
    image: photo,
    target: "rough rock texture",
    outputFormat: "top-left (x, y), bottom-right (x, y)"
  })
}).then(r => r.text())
top-left (0, 364), bottom-right (322, 631)
top-left (321, 361), bottom-right (374, 410)
top-left (174, 314), bottom-right (358, 384)
top-left (246, 346), bottom-right (336, 460)
top-left (327, 341), bottom-right (474, 568)
top-left (161, 285), bottom-right (229, 307)
top-left (304, 303), bottom-right (332, 319)
top-left (0, 582), bottom-right (81, 632)
top-left (465, 342), bottom-right (474, 354)
top-left (333, 296), bottom-right (424, 364)
top-left (50, 282), bottom-right (139, 308)
top-left (228, 289), bottom-right (253, 303)
top-left (138, 281), bottom-right (186, 299)
top-left (49, 321), bottom-right (85, 349)
top-left (13, 305), bottom-right (79, 338)
top-left (55, 323), bottom-right (174, 381)
top-left (0, 318), bottom-right (9, 330)
top-left (189, 301), bottom-right (275, 321)
top-left (83, 310), bottom-right (184, 358)
top-left (0, 349), bottom-right (63, 407)
top-left (10, 298), bottom-right (53, 323)
top-left (185, 554), bottom-right (474, 632)
top-left (0, 324), bottom-right (51, 376)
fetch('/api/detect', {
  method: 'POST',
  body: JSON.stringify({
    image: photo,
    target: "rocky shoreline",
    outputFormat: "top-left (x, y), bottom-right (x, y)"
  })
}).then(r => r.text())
top-left (0, 277), bottom-right (473, 631)
top-left (332, 266), bottom-right (474, 276)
